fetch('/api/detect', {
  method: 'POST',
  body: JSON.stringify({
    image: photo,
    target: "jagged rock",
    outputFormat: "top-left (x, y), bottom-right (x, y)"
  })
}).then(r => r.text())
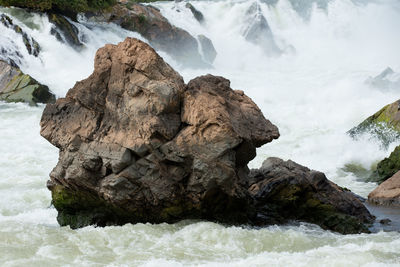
top-left (242, 2), bottom-right (281, 56)
top-left (41, 38), bottom-right (373, 234)
top-left (0, 13), bottom-right (40, 56)
top-left (197, 35), bottom-right (217, 64)
top-left (41, 37), bottom-right (278, 228)
top-left (48, 13), bottom-right (84, 48)
top-left (0, 60), bottom-right (55, 104)
top-left (368, 171), bottom-right (400, 207)
top-left (348, 99), bottom-right (400, 146)
top-left (84, 2), bottom-right (208, 68)
top-left (185, 3), bottom-right (204, 23)
top-left (366, 67), bottom-right (400, 90)
top-left (249, 158), bottom-right (374, 234)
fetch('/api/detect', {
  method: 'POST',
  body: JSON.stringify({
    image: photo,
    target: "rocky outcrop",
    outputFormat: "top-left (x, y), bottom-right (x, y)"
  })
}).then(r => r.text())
top-left (348, 99), bottom-right (400, 146)
top-left (41, 38), bottom-right (373, 234)
top-left (197, 35), bottom-right (217, 64)
top-left (242, 2), bottom-right (281, 56)
top-left (368, 171), bottom-right (400, 207)
top-left (0, 13), bottom-right (40, 57)
top-left (48, 13), bottom-right (83, 48)
top-left (0, 60), bottom-right (55, 104)
top-left (84, 2), bottom-right (207, 68)
top-left (249, 158), bottom-right (374, 234)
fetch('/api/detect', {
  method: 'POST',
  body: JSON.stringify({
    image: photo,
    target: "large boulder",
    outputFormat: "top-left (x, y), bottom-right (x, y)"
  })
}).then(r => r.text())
top-left (249, 158), bottom-right (374, 234)
top-left (41, 38), bottom-right (373, 234)
top-left (41, 37), bottom-right (279, 228)
top-left (368, 171), bottom-right (400, 207)
top-left (84, 2), bottom-right (207, 68)
top-left (348, 99), bottom-right (400, 146)
top-left (0, 60), bottom-right (55, 104)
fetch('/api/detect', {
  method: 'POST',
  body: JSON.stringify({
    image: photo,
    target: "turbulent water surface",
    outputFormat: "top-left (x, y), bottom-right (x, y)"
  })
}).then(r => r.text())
top-left (1, 0), bottom-right (400, 266)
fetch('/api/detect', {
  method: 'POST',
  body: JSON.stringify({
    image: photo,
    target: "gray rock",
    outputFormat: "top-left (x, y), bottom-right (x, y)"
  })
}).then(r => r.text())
top-left (197, 35), bottom-right (217, 64)
top-left (0, 60), bottom-right (55, 105)
top-left (242, 2), bottom-right (281, 56)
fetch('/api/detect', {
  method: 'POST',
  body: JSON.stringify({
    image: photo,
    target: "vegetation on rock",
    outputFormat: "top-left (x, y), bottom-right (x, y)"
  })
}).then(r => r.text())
top-left (348, 100), bottom-right (400, 146)
top-left (0, 0), bottom-right (116, 18)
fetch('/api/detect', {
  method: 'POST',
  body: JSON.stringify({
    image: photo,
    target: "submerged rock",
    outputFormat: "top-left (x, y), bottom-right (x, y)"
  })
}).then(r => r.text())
top-left (348, 99), bottom-right (400, 146)
top-left (48, 13), bottom-right (84, 48)
top-left (249, 158), bottom-right (374, 234)
top-left (41, 38), bottom-right (373, 234)
top-left (0, 60), bottom-right (55, 105)
top-left (369, 171), bottom-right (400, 207)
top-left (84, 2), bottom-right (208, 68)
top-left (185, 3), bottom-right (204, 23)
top-left (366, 67), bottom-right (400, 90)
top-left (0, 13), bottom-right (40, 56)
top-left (197, 35), bottom-right (217, 64)
top-left (242, 2), bottom-right (281, 56)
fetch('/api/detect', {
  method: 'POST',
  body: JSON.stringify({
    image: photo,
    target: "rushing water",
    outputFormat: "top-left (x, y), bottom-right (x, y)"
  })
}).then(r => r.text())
top-left (1, 0), bottom-right (400, 266)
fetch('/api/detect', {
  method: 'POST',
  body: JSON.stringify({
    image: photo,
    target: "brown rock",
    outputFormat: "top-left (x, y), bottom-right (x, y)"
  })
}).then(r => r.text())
top-left (249, 158), bottom-right (374, 234)
top-left (40, 37), bottom-right (373, 234)
top-left (368, 171), bottom-right (400, 207)
top-left (41, 37), bottom-right (278, 228)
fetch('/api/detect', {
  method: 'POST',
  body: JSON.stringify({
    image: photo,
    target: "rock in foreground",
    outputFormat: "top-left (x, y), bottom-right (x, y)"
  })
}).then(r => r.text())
top-left (0, 60), bottom-right (55, 105)
top-left (41, 38), bottom-right (373, 234)
top-left (369, 171), bottom-right (400, 207)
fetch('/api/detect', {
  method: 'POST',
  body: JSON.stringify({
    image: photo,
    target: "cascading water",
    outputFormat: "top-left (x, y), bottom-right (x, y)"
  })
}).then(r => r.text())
top-left (1, 0), bottom-right (400, 266)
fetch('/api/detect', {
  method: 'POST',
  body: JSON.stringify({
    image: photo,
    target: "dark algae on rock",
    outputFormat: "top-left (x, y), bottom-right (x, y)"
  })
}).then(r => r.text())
top-left (40, 38), bottom-right (373, 234)
top-left (0, 60), bottom-right (55, 105)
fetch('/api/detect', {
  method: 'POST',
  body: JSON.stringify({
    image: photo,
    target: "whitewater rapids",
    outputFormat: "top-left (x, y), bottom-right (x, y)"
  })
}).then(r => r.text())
top-left (1, 0), bottom-right (400, 265)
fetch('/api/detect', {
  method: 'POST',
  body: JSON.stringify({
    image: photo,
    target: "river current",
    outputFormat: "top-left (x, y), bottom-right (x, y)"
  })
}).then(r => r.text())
top-left (1, 0), bottom-right (400, 266)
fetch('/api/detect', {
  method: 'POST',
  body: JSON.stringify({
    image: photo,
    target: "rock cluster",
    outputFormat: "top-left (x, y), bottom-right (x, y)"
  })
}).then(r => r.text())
top-left (41, 38), bottom-right (373, 234)
top-left (84, 2), bottom-right (209, 67)
top-left (0, 60), bottom-right (55, 105)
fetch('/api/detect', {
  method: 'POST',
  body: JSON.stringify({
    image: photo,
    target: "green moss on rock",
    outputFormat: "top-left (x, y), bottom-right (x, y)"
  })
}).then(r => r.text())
top-left (348, 100), bottom-right (400, 146)
top-left (0, 0), bottom-right (117, 19)
top-left (369, 145), bottom-right (400, 184)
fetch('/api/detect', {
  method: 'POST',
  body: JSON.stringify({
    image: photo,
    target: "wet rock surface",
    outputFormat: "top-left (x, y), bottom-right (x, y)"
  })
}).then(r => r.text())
top-left (0, 13), bottom-right (40, 57)
top-left (0, 60), bottom-right (55, 104)
top-left (84, 2), bottom-right (207, 68)
top-left (48, 13), bottom-right (84, 49)
top-left (41, 38), bottom-right (373, 234)
top-left (242, 2), bottom-right (281, 56)
top-left (348, 99), bottom-right (400, 146)
top-left (197, 35), bottom-right (217, 64)
top-left (249, 158), bottom-right (374, 234)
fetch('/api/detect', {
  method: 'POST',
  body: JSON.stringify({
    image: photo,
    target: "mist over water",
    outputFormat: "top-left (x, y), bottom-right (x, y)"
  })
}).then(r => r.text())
top-left (1, 0), bottom-right (400, 265)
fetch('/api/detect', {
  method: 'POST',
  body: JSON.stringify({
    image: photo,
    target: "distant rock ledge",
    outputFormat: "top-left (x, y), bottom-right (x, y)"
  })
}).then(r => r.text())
top-left (40, 38), bottom-right (373, 234)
